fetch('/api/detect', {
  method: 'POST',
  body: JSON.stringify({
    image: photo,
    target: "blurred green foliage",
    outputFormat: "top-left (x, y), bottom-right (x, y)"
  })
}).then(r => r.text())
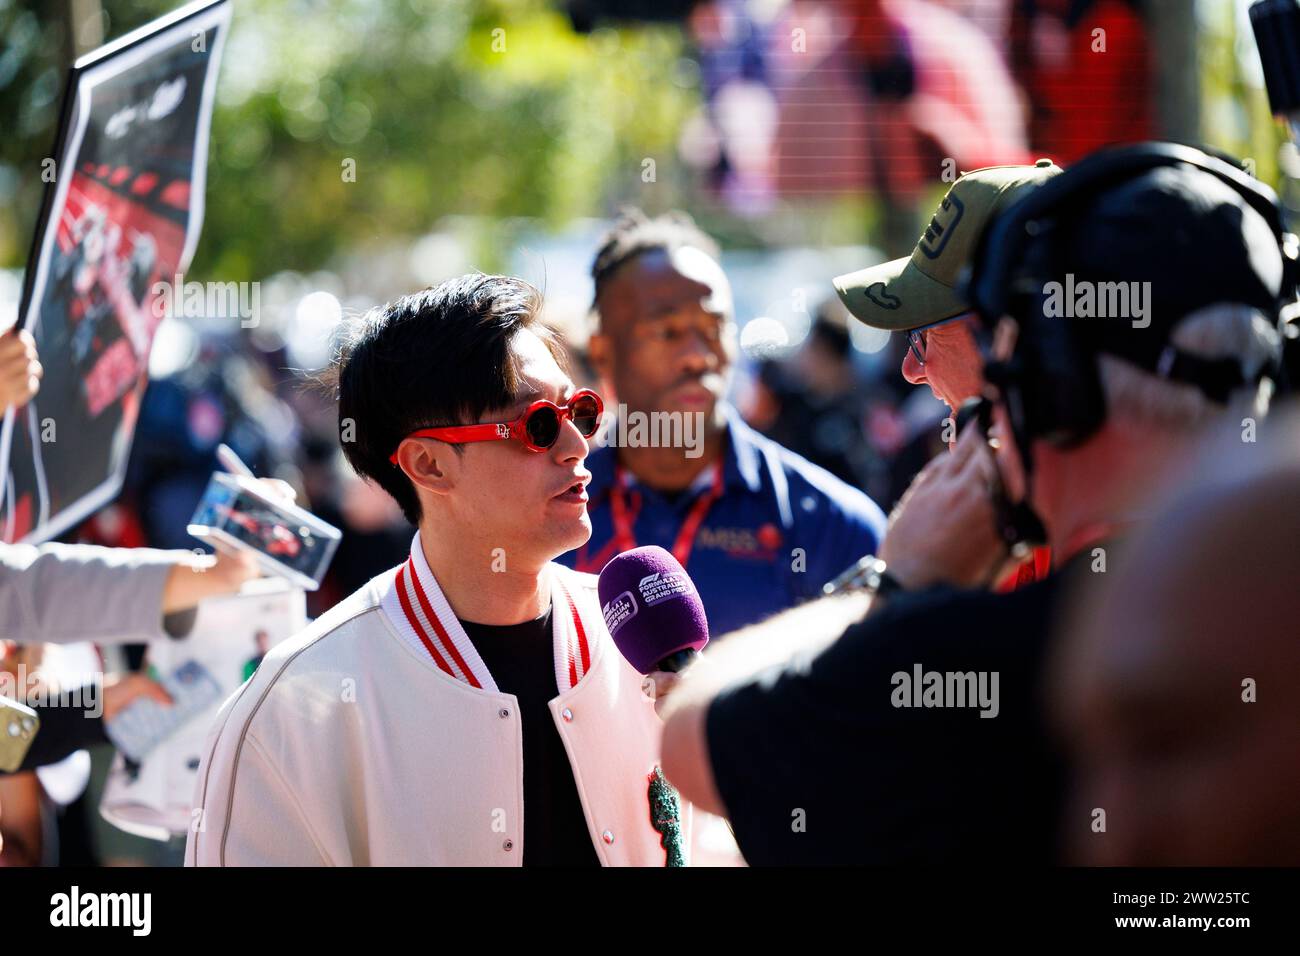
top-left (1198, 0), bottom-right (1288, 188)
top-left (0, 0), bottom-right (698, 278)
top-left (2, 0), bottom-right (1292, 285)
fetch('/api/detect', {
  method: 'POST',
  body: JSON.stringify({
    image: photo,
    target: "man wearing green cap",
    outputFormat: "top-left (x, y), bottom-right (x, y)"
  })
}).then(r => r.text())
top-left (834, 161), bottom-right (1063, 593)
top-left (834, 160), bottom-right (1063, 416)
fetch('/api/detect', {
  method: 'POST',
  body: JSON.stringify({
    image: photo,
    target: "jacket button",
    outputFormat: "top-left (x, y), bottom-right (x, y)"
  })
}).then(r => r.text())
top-left (601, 829), bottom-right (615, 845)
top-left (561, 707), bottom-right (574, 722)
top-left (503, 839), bottom-right (514, 851)
top-left (498, 708), bottom-right (510, 718)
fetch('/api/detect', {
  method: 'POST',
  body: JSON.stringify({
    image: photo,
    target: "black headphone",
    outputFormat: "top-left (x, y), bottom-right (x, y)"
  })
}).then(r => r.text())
top-left (963, 142), bottom-right (1298, 461)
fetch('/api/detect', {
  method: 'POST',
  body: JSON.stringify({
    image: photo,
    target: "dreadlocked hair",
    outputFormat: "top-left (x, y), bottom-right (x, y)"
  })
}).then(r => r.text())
top-left (589, 208), bottom-right (721, 316)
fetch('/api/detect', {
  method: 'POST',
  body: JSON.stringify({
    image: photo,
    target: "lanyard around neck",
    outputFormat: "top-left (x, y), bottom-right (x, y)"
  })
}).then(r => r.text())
top-left (607, 458), bottom-right (725, 570)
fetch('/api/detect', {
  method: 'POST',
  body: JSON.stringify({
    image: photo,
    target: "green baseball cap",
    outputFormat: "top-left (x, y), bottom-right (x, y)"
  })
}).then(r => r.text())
top-left (833, 159), bottom-right (1063, 332)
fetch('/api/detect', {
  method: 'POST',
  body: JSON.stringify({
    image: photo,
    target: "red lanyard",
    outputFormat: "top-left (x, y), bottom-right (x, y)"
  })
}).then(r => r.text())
top-left (580, 459), bottom-right (724, 572)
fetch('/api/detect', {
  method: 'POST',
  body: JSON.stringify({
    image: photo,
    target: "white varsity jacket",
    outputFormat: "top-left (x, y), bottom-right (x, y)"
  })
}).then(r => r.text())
top-left (185, 534), bottom-right (691, 866)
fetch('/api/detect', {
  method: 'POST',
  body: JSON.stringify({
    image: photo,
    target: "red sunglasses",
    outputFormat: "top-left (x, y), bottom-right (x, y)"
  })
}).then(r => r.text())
top-left (389, 389), bottom-right (604, 464)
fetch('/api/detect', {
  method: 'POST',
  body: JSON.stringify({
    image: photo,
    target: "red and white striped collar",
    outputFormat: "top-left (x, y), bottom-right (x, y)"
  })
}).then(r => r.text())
top-left (381, 533), bottom-right (594, 695)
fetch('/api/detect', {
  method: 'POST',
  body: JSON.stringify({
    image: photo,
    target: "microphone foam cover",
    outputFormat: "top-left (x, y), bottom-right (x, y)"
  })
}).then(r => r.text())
top-left (597, 546), bottom-right (710, 675)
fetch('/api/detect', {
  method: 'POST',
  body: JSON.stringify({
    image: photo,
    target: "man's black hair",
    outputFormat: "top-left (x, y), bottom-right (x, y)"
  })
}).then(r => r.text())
top-left (327, 273), bottom-right (564, 525)
top-left (589, 207), bottom-right (721, 318)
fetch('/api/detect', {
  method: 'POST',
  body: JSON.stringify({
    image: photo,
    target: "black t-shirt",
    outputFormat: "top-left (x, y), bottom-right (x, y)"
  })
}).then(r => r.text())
top-left (461, 609), bottom-right (600, 867)
top-left (705, 567), bottom-right (1076, 865)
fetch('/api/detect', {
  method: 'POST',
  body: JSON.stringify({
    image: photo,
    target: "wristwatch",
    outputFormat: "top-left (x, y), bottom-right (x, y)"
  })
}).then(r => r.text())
top-left (822, 555), bottom-right (906, 598)
top-left (864, 558), bottom-right (905, 599)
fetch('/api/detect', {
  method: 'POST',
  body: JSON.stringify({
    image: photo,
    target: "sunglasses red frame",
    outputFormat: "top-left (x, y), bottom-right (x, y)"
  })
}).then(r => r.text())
top-left (389, 389), bottom-right (604, 464)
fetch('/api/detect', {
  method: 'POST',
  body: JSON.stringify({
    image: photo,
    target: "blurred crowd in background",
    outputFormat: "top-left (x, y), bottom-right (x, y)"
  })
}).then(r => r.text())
top-left (0, 0), bottom-right (1294, 864)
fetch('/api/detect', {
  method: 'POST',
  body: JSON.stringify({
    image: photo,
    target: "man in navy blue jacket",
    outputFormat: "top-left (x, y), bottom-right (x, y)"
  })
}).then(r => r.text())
top-left (557, 210), bottom-right (886, 636)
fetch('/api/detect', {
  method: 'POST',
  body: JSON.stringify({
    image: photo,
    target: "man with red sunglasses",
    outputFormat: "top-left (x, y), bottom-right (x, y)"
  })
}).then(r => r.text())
top-left (387, 388), bottom-right (604, 460)
top-left (188, 274), bottom-right (693, 866)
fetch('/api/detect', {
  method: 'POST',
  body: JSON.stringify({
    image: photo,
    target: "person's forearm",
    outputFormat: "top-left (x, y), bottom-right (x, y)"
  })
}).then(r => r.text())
top-left (658, 591), bottom-right (872, 816)
top-left (0, 542), bottom-right (188, 644)
top-left (161, 553), bottom-right (219, 613)
top-left (0, 542), bottom-right (260, 645)
top-left (161, 547), bottom-right (260, 615)
top-left (660, 591), bottom-right (873, 722)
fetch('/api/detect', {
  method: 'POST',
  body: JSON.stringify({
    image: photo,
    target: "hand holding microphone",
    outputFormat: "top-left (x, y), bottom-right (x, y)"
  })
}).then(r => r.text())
top-left (597, 546), bottom-right (710, 716)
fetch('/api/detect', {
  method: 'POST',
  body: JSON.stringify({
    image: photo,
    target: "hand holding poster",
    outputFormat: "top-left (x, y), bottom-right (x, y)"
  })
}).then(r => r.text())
top-left (2, 0), bottom-right (232, 544)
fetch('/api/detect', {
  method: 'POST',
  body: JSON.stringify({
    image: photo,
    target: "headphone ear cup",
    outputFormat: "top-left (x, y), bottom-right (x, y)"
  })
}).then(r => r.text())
top-left (1000, 233), bottom-right (1108, 448)
top-left (972, 143), bottom-right (1294, 456)
top-left (1025, 285), bottom-right (1107, 446)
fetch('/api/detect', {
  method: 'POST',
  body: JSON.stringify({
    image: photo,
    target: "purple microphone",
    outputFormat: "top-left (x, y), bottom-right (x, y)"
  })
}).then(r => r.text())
top-left (597, 546), bottom-right (710, 674)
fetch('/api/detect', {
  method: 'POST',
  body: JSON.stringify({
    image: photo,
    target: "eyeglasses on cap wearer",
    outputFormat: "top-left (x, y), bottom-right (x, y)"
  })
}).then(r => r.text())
top-left (906, 314), bottom-right (969, 367)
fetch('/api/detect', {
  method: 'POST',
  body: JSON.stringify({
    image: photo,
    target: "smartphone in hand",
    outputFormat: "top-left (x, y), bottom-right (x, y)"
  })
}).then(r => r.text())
top-left (0, 696), bottom-right (40, 773)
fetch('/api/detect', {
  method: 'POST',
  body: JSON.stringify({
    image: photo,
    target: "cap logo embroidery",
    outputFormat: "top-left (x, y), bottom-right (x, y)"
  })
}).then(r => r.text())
top-left (919, 193), bottom-right (965, 260)
top-left (865, 282), bottom-right (902, 310)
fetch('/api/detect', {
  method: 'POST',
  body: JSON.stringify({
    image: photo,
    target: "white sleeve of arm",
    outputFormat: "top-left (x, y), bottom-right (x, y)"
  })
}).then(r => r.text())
top-left (0, 541), bottom-right (187, 644)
